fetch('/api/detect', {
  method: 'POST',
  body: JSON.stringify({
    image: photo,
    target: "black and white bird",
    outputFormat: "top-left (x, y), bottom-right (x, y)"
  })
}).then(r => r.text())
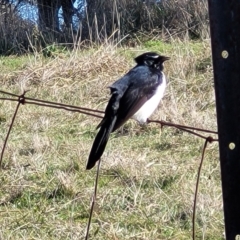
top-left (86, 52), bottom-right (170, 170)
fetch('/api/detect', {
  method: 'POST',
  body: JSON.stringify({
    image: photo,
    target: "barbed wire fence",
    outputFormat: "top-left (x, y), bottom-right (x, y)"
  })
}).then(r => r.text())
top-left (0, 89), bottom-right (218, 240)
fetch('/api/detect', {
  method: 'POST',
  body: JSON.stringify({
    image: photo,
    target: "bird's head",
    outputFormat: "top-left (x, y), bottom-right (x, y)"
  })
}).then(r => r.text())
top-left (134, 52), bottom-right (170, 70)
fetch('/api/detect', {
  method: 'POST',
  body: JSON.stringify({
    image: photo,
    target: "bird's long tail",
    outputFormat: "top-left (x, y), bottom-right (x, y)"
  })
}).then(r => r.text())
top-left (86, 116), bottom-right (117, 170)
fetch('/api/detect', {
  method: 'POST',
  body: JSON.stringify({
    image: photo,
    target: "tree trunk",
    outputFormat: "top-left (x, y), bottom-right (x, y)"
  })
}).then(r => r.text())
top-left (37, 0), bottom-right (75, 32)
top-left (37, 0), bottom-right (61, 32)
top-left (62, 0), bottom-right (75, 29)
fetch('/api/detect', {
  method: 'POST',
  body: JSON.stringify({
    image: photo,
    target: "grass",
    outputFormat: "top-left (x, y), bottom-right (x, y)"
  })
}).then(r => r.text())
top-left (0, 39), bottom-right (223, 239)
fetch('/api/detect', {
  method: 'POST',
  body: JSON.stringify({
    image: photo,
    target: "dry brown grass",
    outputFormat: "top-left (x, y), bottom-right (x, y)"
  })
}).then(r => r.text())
top-left (0, 40), bottom-right (223, 239)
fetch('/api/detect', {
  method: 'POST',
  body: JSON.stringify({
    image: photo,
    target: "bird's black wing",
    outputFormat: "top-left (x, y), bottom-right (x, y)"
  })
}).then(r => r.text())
top-left (112, 67), bottom-right (162, 131)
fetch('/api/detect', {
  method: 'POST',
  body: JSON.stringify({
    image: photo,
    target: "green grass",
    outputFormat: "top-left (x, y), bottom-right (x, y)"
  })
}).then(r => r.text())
top-left (0, 40), bottom-right (224, 239)
top-left (0, 55), bottom-right (33, 73)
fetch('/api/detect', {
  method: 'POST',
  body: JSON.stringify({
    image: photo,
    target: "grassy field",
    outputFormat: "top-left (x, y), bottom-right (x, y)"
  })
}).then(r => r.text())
top-left (0, 40), bottom-right (223, 239)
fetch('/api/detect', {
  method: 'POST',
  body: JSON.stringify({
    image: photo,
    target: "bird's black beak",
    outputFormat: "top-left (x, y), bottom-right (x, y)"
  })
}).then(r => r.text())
top-left (160, 56), bottom-right (170, 62)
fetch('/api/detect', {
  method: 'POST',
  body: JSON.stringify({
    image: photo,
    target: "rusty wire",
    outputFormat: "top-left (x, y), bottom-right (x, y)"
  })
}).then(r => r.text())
top-left (0, 91), bottom-right (27, 167)
top-left (0, 90), bottom-right (219, 239)
top-left (192, 137), bottom-right (212, 240)
top-left (85, 158), bottom-right (102, 240)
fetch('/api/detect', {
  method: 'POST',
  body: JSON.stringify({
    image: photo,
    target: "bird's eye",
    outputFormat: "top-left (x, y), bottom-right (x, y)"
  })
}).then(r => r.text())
top-left (144, 60), bottom-right (154, 66)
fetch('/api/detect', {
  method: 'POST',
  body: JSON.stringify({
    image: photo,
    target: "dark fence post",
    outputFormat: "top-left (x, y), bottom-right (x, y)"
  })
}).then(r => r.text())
top-left (207, 1), bottom-right (240, 239)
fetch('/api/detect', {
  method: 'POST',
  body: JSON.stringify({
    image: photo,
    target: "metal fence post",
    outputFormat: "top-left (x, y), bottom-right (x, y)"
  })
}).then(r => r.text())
top-left (207, 0), bottom-right (240, 239)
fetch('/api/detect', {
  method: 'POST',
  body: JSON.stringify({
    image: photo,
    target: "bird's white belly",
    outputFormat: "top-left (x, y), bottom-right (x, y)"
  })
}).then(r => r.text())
top-left (132, 73), bottom-right (166, 124)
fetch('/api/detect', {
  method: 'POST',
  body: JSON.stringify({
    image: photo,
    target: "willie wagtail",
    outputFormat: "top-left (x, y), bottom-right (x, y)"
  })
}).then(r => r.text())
top-left (86, 52), bottom-right (170, 170)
